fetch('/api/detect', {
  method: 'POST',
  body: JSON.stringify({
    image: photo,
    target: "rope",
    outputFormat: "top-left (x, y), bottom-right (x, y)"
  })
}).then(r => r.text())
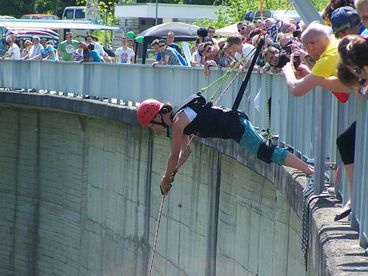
top-left (200, 47), bottom-right (257, 97)
top-left (147, 135), bottom-right (194, 276)
top-left (213, 69), bottom-right (243, 106)
top-left (147, 195), bottom-right (166, 276)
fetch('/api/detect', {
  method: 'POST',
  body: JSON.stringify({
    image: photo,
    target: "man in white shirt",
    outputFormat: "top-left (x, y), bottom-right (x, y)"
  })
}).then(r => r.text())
top-left (114, 37), bottom-right (135, 64)
top-left (4, 37), bottom-right (20, 60)
top-left (226, 35), bottom-right (255, 67)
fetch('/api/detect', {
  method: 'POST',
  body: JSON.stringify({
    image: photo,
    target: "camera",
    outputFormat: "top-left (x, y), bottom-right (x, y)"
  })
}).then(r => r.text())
top-left (293, 55), bottom-right (301, 69)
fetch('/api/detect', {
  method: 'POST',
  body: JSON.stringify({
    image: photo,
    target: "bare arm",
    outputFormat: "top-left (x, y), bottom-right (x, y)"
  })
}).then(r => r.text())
top-left (282, 62), bottom-right (323, 96)
top-left (320, 77), bottom-right (350, 93)
top-left (176, 135), bottom-right (192, 171)
top-left (164, 112), bottom-right (190, 179)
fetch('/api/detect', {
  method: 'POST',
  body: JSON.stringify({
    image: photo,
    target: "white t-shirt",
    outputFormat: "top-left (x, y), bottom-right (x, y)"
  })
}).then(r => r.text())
top-left (115, 47), bottom-right (135, 64)
top-left (235, 43), bottom-right (255, 66)
top-left (94, 42), bottom-right (106, 57)
top-left (6, 43), bottom-right (21, 60)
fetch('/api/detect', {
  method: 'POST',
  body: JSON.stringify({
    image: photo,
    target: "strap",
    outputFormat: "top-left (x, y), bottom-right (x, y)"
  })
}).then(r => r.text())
top-left (232, 38), bottom-right (265, 111)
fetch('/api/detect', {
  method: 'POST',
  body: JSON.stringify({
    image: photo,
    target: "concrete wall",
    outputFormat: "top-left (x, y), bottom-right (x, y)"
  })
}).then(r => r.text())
top-left (0, 104), bottom-right (305, 276)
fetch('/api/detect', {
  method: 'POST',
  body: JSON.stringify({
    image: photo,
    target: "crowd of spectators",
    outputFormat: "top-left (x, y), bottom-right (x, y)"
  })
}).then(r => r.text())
top-left (1, 31), bottom-right (136, 64)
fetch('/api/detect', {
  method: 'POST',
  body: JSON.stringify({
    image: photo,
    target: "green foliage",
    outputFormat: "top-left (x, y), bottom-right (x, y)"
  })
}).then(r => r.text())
top-left (194, 6), bottom-right (229, 29)
top-left (312, 0), bottom-right (329, 11)
top-left (35, 0), bottom-right (76, 17)
top-left (76, 0), bottom-right (119, 25)
top-left (219, 0), bottom-right (329, 23)
top-left (0, 0), bottom-right (35, 18)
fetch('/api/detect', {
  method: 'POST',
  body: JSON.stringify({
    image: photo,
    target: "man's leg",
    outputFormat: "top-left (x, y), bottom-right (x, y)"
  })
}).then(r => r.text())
top-left (335, 122), bottom-right (356, 221)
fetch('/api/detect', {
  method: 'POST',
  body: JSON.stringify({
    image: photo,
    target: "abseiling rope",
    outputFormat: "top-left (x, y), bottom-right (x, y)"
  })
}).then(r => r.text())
top-left (147, 195), bottom-right (165, 276)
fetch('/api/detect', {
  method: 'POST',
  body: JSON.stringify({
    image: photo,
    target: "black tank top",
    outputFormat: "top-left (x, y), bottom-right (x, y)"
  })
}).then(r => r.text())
top-left (171, 94), bottom-right (246, 142)
top-left (183, 105), bottom-right (245, 142)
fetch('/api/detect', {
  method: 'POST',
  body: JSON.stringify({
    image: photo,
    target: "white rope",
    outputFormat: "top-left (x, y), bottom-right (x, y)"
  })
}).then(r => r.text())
top-left (147, 195), bottom-right (165, 276)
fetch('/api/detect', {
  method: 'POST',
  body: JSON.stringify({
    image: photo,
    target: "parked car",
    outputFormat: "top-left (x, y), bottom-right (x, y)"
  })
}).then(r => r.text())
top-left (62, 6), bottom-right (100, 23)
top-left (21, 14), bottom-right (59, 20)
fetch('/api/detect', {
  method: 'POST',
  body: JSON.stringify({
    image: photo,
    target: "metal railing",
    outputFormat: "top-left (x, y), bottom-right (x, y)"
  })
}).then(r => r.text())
top-left (0, 59), bottom-right (366, 249)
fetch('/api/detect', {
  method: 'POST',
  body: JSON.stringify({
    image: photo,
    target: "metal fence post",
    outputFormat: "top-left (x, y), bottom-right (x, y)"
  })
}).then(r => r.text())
top-left (314, 89), bottom-right (327, 194)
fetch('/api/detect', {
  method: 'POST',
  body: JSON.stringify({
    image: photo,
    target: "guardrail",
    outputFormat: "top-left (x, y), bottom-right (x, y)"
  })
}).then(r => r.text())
top-left (0, 59), bottom-right (366, 249)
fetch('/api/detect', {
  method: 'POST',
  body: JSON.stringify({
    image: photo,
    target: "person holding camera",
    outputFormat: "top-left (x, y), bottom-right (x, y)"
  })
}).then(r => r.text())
top-left (282, 22), bottom-right (349, 101)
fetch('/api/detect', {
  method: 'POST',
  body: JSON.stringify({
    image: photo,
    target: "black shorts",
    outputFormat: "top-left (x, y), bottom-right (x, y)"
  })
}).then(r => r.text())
top-left (336, 121), bottom-right (356, 165)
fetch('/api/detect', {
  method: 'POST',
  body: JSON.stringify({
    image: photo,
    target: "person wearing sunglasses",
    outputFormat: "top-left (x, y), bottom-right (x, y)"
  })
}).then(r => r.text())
top-left (151, 39), bottom-right (182, 66)
top-left (237, 22), bottom-right (254, 44)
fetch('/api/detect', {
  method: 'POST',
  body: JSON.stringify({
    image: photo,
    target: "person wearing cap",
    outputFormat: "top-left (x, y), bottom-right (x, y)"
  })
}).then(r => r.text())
top-left (136, 96), bottom-right (314, 195)
top-left (151, 39), bottom-right (182, 66)
top-left (3, 36), bottom-right (20, 60)
top-left (331, 6), bottom-right (368, 37)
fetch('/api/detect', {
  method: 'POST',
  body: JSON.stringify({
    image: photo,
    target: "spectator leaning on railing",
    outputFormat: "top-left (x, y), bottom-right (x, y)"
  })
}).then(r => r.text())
top-left (21, 40), bottom-right (32, 60)
top-left (28, 36), bottom-right (44, 61)
top-left (3, 36), bottom-right (20, 60)
top-left (151, 39), bottom-right (184, 66)
top-left (58, 32), bottom-right (79, 62)
top-left (226, 35), bottom-right (254, 68)
top-left (282, 22), bottom-right (350, 100)
top-left (315, 6), bottom-right (368, 221)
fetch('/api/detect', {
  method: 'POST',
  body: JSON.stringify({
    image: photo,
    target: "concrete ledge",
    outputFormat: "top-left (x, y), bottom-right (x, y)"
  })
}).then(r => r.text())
top-left (0, 91), bottom-right (366, 275)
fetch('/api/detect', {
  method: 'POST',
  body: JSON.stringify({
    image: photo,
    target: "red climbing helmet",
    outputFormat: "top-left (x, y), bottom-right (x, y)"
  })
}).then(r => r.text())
top-left (137, 99), bottom-right (164, 126)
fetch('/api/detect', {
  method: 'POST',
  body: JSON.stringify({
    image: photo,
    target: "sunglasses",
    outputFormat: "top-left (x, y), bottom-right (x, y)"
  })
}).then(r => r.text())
top-left (238, 26), bottom-right (246, 32)
top-left (206, 46), bottom-right (213, 53)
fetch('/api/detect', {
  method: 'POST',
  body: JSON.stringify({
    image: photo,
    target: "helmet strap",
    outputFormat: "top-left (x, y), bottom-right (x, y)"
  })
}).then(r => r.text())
top-left (150, 113), bottom-right (170, 137)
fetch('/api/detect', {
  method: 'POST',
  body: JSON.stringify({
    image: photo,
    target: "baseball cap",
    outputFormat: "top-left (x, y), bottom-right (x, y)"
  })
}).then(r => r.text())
top-left (331, 6), bottom-right (361, 35)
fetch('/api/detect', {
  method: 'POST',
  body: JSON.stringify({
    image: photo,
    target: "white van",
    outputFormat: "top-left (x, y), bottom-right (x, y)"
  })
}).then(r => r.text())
top-left (62, 6), bottom-right (99, 22)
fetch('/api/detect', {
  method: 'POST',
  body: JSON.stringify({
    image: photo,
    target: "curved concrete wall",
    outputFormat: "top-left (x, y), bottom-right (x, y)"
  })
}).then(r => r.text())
top-left (0, 95), bottom-right (305, 276)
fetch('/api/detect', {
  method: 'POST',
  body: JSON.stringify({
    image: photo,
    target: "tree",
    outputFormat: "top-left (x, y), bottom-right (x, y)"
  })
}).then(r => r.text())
top-left (220, 0), bottom-right (329, 23)
top-left (0, 0), bottom-right (35, 18)
top-left (35, 0), bottom-right (77, 18)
